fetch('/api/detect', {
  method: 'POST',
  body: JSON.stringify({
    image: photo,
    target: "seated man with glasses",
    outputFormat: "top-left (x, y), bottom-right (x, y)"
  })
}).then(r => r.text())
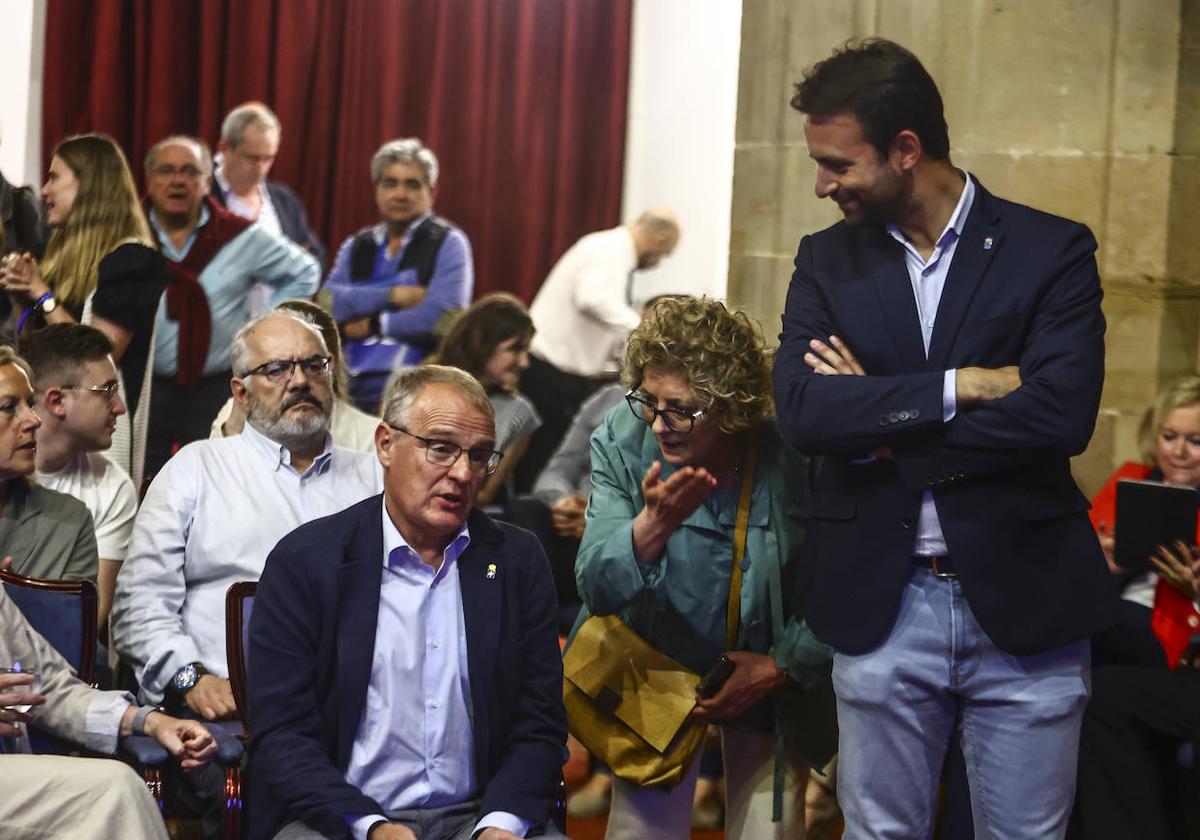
top-left (246, 364), bottom-right (568, 840)
top-left (20, 323), bottom-right (139, 625)
top-left (140, 134), bottom-right (320, 480)
top-left (113, 311), bottom-right (382, 838)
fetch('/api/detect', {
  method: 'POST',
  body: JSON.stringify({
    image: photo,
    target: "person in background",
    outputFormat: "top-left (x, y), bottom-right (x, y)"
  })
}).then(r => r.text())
top-left (140, 134), bottom-right (320, 479)
top-left (426, 292), bottom-right (539, 507)
top-left (0, 134), bottom-right (51, 343)
top-left (0, 133), bottom-right (168, 487)
top-left (0, 578), bottom-right (216, 840)
top-left (516, 210), bottom-right (680, 492)
top-left (575, 296), bottom-right (835, 839)
top-left (0, 346), bottom-right (96, 584)
top-left (212, 101), bottom-right (326, 268)
top-left (325, 138), bottom-right (473, 413)
top-left (211, 299), bottom-right (380, 453)
top-left (21, 324), bottom-right (137, 626)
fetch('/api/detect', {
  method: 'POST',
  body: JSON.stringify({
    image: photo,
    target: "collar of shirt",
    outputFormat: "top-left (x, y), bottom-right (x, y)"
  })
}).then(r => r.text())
top-left (886, 169), bottom-right (975, 268)
top-left (150, 202), bottom-right (212, 262)
top-left (213, 158), bottom-right (275, 221)
top-left (371, 213), bottom-right (432, 253)
top-left (239, 419), bottom-right (334, 476)
top-left (381, 501), bottom-right (470, 582)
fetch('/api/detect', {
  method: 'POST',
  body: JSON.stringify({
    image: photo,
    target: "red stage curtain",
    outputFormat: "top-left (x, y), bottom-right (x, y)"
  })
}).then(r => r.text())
top-left (42, 0), bottom-right (632, 300)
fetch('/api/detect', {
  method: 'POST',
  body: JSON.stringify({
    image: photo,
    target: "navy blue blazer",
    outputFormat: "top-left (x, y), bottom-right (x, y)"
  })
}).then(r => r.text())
top-left (773, 177), bottom-right (1117, 657)
top-left (245, 495), bottom-right (567, 840)
top-left (211, 179), bottom-right (327, 270)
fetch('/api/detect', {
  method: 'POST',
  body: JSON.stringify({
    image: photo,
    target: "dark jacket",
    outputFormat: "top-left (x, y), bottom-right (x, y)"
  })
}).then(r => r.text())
top-left (211, 179), bottom-right (326, 270)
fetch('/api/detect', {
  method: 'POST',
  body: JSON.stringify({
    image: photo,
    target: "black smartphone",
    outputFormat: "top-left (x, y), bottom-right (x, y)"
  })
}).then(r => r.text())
top-left (696, 655), bottom-right (736, 699)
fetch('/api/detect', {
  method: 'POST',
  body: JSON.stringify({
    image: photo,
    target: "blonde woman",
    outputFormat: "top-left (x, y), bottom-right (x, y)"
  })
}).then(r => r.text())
top-left (0, 134), bottom-right (169, 485)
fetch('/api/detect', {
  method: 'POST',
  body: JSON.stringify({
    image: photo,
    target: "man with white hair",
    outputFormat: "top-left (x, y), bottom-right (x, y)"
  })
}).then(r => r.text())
top-left (211, 101), bottom-right (326, 268)
top-left (113, 311), bottom-right (381, 718)
top-left (324, 138), bottom-right (474, 411)
top-left (141, 134), bottom-right (320, 478)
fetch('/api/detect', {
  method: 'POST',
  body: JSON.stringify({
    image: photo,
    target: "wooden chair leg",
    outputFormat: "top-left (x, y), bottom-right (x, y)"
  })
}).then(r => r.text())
top-left (224, 764), bottom-right (242, 840)
top-left (143, 766), bottom-right (165, 811)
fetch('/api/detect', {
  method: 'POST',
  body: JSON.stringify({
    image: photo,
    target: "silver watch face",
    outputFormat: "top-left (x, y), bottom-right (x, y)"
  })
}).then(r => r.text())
top-left (40, 296), bottom-right (57, 314)
top-left (173, 663), bottom-right (198, 692)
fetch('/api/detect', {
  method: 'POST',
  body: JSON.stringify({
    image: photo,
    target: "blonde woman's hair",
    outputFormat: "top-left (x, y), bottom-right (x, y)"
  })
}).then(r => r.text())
top-left (40, 134), bottom-right (154, 306)
top-left (0, 345), bottom-right (34, 383)
top-left (1138, 375), bottom-right (1200, 465)
top-left (622, 295), bottom-right (773, 435)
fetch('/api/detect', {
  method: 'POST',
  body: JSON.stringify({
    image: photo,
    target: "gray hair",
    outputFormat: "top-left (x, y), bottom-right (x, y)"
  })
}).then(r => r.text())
top-left (381, 365), bottom-right (493, 429)
top-left (144, 135), bottom-right (214, 178)
top-left (221, 102), bottom-right (281, 148)
top-left (230, 311), bottom-right (328, 377)
top-left (370, 138), bottom-right (439, 187)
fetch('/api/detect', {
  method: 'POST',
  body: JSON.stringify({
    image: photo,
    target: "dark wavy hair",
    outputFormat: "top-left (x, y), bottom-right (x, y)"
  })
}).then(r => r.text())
top-left (427, 293), bottom-right (534, 388)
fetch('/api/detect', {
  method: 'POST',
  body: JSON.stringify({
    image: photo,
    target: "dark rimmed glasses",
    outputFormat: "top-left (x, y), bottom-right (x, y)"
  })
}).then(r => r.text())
top-left (239, 355), bottom-right (331, 384)
top-left (625, 389), bottom-right (705, 433)
top-left (389, 425), bottom-right (503, 476)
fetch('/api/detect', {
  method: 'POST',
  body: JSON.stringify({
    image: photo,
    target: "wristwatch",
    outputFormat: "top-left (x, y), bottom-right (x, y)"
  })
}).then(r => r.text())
top-left (170, 662), bottom-right (207, 696)
top-left (37, 294), bottom-right (57, 315)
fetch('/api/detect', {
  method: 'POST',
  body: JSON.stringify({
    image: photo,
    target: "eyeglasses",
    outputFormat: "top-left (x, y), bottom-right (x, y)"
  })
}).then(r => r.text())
top-left (625, 388), bottom-right (705, 433)
top-left (150, 164), bottom-right (204, 180)
top-left (388, 425), bottom-right (502, 476)
top-left (61, 381), bottom-right (121, 403)
top-left (239, 355), bottom-right (331, 384)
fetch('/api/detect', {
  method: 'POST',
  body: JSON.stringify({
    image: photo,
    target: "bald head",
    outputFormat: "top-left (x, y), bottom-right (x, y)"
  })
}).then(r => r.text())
top-left (630, 209), bottom-right (680, 269)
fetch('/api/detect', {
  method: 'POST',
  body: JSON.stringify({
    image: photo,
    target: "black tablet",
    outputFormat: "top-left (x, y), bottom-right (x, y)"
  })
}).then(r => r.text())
top-left (1114, 478), bottom-right (1197, 569)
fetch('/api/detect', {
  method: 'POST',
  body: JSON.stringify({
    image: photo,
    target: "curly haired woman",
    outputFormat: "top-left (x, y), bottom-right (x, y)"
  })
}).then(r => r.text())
top-left (574, 296), bottom-right (835, 840)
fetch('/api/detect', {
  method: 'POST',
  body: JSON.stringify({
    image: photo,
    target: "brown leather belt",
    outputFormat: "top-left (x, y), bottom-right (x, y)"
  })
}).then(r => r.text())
top-left (913, 555), bottom-right (957, 578)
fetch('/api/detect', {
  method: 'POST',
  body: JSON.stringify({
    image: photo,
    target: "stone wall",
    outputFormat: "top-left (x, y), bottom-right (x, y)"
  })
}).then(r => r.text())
top-left (728, 0), bottom-right (1200, 494)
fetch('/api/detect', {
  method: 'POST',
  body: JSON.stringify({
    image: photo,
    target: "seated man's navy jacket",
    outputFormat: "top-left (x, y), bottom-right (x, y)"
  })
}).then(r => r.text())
top-left (245, 495), bottom-right (567, 840)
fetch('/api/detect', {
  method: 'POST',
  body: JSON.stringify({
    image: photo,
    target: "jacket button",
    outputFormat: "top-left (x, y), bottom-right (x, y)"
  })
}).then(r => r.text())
top-left (879, 415), bottom-right (889, 426)
top-left (888, 412), bottom-right (900, 423)
top-left (898, 410), bottom-right (910, 421)
top-left (902, 517), bottom-right (913, 529)
top-left (911, 408), bottom-right (921, 419)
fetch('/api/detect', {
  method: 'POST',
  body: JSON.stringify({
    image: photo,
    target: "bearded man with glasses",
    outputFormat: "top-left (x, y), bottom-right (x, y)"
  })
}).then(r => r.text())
top-left (113, 311), bottom-right (381, 840)
top-left (246, 364), bottom-right (568, 840)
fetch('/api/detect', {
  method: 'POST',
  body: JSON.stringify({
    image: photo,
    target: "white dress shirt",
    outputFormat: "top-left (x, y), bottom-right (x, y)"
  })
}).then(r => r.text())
top-left (347, 505), bottom-right (529, 840)
top-left (112, 422), bottom-right (382, 703)
top-left (885, 172), bottom-right (974, 557)
top-left (529, 226), bottom-right (641, 377)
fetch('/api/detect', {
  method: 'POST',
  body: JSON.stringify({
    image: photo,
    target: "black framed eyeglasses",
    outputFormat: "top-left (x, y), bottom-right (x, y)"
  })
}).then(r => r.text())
top-left (388, 425), bottom-right (503, 476)
top-left (239, 355), bottom-right (331, 384)
top-left (61, 381), bottom-right (121, 403)
top-left (625, 388), bottom-right (705, 433)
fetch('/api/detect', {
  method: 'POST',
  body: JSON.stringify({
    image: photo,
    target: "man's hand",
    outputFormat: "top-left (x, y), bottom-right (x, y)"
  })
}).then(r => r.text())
top-left (804, 335), bottom-right (865, 376)
top-left (0, 671), bottom-right (44, 737)
top-left (550, 494), bottom-right (587, 539)
top-left (476, 829), bottom-right (523, 840)
top-left (342, 317), bottom-right (373, 340)
top-left (956, 366), bottom-right (1021, 406)
top-left (184, 674), bottom-right (238, 721)
top-left (367, 822), bottom-right (417, 840)
top-left (143, 712), bottom-right (218, 770)
top-left (1150, 540), bottom-right (1200, 601)
top-left (388, 286), bottom-right (426, 309)
top-left (691, 651), bottom-right (788, 722)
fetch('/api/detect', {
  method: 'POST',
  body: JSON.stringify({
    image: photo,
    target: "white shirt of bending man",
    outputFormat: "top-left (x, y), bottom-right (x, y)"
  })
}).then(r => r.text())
top-left (111, 312), bottom-right (382, 714)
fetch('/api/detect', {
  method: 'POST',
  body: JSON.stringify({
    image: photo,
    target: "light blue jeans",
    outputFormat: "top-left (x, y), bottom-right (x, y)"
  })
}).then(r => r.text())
top-left (833, 567), bottom-right (1090, 840)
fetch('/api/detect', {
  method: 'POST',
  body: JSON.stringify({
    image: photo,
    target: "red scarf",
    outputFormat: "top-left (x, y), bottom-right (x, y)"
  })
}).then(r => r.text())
top-left (144, 195), bottom-right (252, 385)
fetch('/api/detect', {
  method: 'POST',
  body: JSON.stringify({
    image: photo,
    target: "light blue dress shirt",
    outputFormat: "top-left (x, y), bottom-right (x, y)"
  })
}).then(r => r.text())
top-left (347, 504), bottom-right (530, 840)
top-left (111, 422), bottom-right (382, 702)
top-left (149, 206), bottom-right (320, 376)
top-left (885, 172), bottom-right (975, 556)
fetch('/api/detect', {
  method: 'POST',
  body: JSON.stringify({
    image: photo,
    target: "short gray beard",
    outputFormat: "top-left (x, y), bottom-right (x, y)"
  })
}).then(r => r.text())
top-left (245, 391), bottom-right (330, 452)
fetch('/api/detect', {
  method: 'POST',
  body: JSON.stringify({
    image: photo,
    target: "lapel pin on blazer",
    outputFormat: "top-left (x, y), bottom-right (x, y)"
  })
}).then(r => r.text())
top-left (486, 563), bottom-right (497, 579)
top-left (983, 235), bottom-right (994, 250)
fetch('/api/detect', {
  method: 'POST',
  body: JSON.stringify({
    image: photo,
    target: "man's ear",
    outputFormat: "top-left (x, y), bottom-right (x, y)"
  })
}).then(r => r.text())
top-left (39, 387), bottom-right (69, 420)
top-left (230, 377), bottom-right (251, 414)
top-left (890, 130), bottom-right (923, 173)
top-left (374, 422), bottom-right (394, 468)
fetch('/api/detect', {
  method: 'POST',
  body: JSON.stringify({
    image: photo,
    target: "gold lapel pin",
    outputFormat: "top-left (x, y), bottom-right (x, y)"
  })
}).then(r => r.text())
top-left (486, 563), bottom-right (497, 579)
top-left (983, 236), bottom-right (994, 250)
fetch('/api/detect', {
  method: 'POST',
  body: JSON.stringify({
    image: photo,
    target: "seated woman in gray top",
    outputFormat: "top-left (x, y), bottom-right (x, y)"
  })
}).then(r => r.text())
top-left (0, 346), bottom-right (96, 582)
top-left (426, 292), bottom-right (541, 506)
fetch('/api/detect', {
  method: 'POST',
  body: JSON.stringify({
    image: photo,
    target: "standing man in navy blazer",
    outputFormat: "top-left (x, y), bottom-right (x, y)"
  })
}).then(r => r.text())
top-left (773, 40), bottom-right (1116, 839)
top-left (247, 365), bottom-right (568, 840)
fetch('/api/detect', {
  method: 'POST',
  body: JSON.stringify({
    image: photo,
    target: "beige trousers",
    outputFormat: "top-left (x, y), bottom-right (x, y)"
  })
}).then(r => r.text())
top-left (605, 727), bottom-right (808, 840)
top-left (1, 754), bottom-right (168, 840)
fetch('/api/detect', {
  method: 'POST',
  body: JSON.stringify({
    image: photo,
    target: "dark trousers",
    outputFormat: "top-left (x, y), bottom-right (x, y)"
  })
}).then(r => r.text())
top-left (1075, 666), bottom-right (1200, 840)
top-left (514, 354), bottom-right (613, 493)
top-left (146, 371), bottom-right (233, 482)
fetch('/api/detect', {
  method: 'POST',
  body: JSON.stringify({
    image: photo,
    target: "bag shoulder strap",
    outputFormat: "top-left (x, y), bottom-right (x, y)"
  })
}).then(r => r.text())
top-left (726, 430), bottom-right (759, 650)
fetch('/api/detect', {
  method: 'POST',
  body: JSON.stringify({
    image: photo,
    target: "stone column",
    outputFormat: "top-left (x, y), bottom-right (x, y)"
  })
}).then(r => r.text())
top-left (728, 0), bottom-right (1200, 493)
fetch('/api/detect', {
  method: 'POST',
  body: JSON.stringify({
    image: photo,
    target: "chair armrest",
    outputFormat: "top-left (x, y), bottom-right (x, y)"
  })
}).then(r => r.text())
top-left (203, 720), bottom-right (247, 767)
top-left (119, 734), bottom-right (170, 766)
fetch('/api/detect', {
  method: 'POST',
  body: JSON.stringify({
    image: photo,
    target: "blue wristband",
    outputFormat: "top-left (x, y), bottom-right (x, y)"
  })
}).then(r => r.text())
top-left (16, 292), bottom-right (54, 335)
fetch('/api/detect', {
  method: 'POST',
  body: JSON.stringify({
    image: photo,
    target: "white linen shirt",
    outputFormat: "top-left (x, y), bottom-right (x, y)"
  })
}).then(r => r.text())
top-left (528, 226), bottom-right (641, 377)
top-left (112, 422), bottom-right (382, 703)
